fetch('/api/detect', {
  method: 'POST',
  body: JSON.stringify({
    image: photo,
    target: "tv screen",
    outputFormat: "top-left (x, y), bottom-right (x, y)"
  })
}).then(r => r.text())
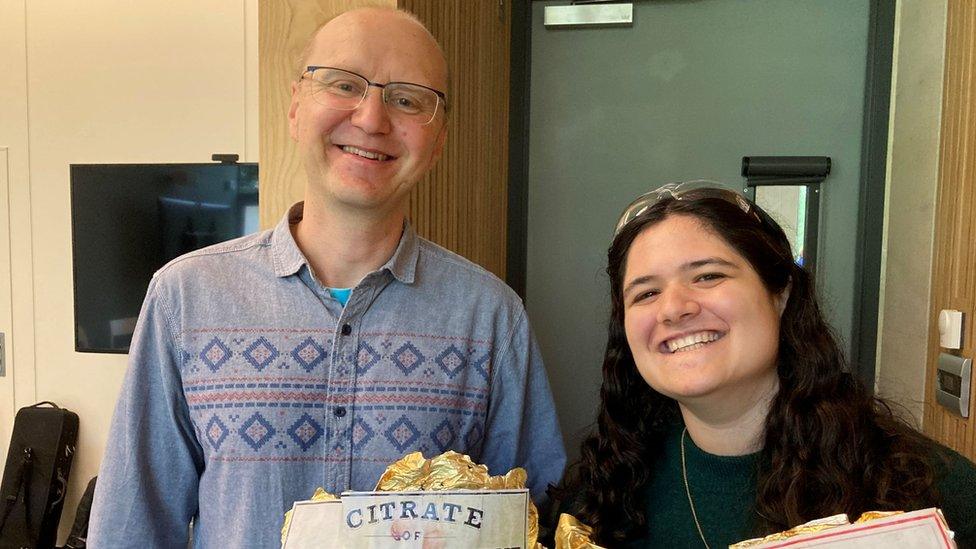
top-left (70, 162), bottom-right (259, 353)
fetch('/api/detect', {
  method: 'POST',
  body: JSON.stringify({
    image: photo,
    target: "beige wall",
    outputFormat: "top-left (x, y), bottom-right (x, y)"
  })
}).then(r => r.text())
top-left (0, 0), bottom-right (36, 487)
top-left (0, 0), bottom-right (258, 540)
top-left (875, 0), bottom-right (948, 422)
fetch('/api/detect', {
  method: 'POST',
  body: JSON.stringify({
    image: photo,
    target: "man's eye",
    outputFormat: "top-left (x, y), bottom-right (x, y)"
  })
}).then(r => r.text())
top-left (393, 96), bottom-right (416, 109)
top-left (326, 80), bottom-right (363, 95)
top-left (388, 91), bottom-right (425, 112)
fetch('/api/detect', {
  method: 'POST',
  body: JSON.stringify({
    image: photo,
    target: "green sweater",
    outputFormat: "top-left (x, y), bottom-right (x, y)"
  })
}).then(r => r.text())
top-left (623, 428), bottom-right (976, 548)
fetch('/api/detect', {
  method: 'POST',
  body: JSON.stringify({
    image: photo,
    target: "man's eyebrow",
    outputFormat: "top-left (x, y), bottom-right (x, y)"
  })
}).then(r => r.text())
top-left (622, 257), bottom-right (739, 296)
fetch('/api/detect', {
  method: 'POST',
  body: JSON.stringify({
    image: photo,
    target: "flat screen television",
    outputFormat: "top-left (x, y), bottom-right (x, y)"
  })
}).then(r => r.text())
top-left (70, 162), bottom-right (259, 353)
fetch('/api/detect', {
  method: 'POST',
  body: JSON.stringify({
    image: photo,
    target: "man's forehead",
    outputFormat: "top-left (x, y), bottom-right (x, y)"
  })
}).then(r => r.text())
top-left (306, 9), bottom-right (445, 75)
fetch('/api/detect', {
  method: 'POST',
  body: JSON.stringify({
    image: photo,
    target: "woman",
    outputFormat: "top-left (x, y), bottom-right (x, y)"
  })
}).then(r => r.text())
top-left (572, 181), bottom-right (976, 547)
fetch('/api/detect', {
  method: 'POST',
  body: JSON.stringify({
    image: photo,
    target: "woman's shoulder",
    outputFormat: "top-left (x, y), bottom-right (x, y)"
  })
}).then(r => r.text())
top-left (924, 439), bottom-right (976, 489)
top-left (927, 442), bottom-right (976, 547)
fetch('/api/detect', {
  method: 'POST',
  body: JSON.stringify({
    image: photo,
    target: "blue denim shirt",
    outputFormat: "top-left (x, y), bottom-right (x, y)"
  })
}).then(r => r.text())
top-left (88, 203), bottom-right (566, 548)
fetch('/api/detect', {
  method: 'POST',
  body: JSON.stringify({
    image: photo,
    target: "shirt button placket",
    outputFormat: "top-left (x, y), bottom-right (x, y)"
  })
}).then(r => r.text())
top-left (329, 308), bottom-right (356, 492)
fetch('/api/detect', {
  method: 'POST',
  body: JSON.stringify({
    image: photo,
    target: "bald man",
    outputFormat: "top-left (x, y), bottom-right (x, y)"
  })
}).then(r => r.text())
top-left (88, 8), bottom-right (565, 547)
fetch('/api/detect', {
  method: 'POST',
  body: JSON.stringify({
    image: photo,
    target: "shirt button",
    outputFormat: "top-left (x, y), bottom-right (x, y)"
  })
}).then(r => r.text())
top-left (341, 324), bottom-right (352, 336)
top-left (334, 406), bottom-right (347, 418)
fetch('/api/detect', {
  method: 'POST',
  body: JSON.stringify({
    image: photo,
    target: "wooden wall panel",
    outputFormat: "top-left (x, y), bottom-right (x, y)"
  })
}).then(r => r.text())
top-left (259, 0), bottom-right (511, 279)
top-left (400, 0), bottom-right (511, 278)
top-left (924, 1), bottom-right (976, 461)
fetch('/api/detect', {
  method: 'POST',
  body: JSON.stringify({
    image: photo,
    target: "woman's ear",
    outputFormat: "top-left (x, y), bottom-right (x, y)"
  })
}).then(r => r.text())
top-left (776, 281), bottom-right (792, 316)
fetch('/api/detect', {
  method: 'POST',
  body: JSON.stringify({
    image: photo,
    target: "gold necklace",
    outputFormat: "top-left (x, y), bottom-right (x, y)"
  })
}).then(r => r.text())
top-left (681, 427), bottom-right (711, 549)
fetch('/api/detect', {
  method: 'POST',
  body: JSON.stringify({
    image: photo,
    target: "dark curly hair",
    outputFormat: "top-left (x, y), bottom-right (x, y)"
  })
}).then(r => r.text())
top-left (574, 193), bottom-right (941, 544)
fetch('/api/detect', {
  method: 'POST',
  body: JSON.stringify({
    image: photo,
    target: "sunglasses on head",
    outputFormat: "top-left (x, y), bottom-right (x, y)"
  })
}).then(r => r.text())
top-left (613, 180), bottom-right (759, 237)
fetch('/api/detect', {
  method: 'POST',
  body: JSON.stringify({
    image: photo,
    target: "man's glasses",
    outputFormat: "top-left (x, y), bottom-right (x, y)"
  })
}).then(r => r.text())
top-left (301, 66), bottom-right (447, 126)
top-left (613, 180), bottom-right (759, 237)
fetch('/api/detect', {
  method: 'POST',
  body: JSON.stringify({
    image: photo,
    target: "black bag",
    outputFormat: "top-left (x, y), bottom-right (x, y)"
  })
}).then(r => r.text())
top-left (58, 477), bottom-right (95, 549)
top-left (0, 402), bottom-right (79, 549)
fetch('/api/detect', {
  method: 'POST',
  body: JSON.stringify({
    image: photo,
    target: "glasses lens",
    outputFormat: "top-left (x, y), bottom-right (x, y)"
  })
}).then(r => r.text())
top-left (384, 84), bottom-right (440, 125)
top-left (307, 68), bottom-right (368, 110)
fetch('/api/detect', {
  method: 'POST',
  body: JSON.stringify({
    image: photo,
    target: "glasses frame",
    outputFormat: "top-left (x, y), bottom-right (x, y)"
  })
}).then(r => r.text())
top-left (613, 180), bottom-right (760, 237)
top-left (301, 66), bottom-right (448, 125)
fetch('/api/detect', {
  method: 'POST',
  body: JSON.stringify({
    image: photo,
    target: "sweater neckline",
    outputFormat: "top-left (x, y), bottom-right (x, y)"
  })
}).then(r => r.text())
top-left (672, 426), bottom-right (760, 478)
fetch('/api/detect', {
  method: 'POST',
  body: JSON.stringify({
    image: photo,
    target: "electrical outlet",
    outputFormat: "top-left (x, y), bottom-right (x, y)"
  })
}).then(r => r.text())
top-left (0, 332), bottom-right (5, 377)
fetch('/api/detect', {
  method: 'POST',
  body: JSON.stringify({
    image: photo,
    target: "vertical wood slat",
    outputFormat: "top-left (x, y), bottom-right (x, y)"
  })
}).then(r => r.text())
top-left (399, 0), bottom-right (511, 278)
top-left (924, 0), bottom-right (976, 461)
top-left (259, 0), bottom-right (397, 230)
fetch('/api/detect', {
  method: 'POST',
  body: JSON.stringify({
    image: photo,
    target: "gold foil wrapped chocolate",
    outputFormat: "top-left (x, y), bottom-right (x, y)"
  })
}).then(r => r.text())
top-left (377, 451), bottom-right (539, 548)
top-left (730, 514), bottom-right (849, 548)
top-left (730, 510), bottom-right (909, 548)
top-left (554, 513), bottom-right (606, 549)
top-left (854, 510), bottom-right (902, 523)
top-left (376, 451), bottom-right (529, 493)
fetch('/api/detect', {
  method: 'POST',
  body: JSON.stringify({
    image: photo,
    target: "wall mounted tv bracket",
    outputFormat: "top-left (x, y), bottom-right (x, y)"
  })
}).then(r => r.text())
top-left (212, 153), bottom-right (240, 164)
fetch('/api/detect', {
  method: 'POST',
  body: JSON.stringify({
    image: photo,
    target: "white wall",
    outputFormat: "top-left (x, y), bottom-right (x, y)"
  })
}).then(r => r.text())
top-left (1, 0), bottom-right (258, 540)
top-left (1, 0), bottom-right (34, 472)
top-left (876, 0), bottom-right (948, 422)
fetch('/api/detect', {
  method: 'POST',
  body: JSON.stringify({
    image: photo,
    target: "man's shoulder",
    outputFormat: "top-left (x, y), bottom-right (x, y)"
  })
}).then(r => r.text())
top-left (152, 229), bottom-right (275, 285)
top-left (414, 236), bottom-right (521, 304)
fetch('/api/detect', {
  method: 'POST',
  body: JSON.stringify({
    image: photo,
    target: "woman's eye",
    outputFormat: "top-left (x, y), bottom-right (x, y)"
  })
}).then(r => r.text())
top-left (632, 290), bottom-right (659, 304)
top-left (695, 272), bottom-right (726, 283)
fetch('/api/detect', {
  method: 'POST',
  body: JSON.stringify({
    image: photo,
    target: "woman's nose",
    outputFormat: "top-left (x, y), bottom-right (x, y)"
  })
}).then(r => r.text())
top-left (656, 286), bottom-right (701, 325)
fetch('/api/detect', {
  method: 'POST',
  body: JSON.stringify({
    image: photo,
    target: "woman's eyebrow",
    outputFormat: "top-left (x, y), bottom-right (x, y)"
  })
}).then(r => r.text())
top-left (623, 257), bottom-right (739, 296)
top-left (683, 257), bottom-right (738, 271)
top-left (623, 274), bottom-right (656, 297)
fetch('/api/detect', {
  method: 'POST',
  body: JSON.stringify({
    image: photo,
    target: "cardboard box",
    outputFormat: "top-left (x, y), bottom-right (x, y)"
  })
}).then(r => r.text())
top-left (282, 489), bottom-right (530, 549)
top-left (735, 508), bottom-right (955, 548)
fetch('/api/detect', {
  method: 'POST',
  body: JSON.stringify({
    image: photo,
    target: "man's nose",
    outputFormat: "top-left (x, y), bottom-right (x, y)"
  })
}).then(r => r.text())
top-left (350, 85), bottom-right (392, 134)
top-left (656, 285), bottom-right (701, 324)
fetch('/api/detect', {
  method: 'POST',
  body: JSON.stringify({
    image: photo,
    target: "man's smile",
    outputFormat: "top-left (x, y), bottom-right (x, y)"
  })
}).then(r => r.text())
top-left (338, 144), bottom-right (396, 162)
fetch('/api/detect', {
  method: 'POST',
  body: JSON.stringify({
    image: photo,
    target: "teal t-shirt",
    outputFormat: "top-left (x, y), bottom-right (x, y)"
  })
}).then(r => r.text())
top-left (327, 287), bottom-right (352, 306)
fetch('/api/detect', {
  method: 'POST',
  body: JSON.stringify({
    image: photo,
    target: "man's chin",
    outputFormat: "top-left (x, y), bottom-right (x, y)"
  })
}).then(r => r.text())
top-left (330, 188), bottom-right (410, 217)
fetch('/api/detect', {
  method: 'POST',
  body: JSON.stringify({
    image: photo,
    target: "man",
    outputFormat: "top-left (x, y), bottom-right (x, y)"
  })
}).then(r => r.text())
top-left (88, 7), bottom-right (565, 548)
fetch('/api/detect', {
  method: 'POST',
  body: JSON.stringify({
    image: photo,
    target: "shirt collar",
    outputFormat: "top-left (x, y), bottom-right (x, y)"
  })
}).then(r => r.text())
top-left (271, 202), bottom-right (308, 278)
top-left (271, 201), bottom-right (419, 284)
top-left (385, 220), bottom-right (419, 284)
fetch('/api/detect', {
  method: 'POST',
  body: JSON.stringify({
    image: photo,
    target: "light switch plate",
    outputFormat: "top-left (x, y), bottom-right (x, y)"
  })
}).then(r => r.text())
top-left (936, 352), bottom-right (971, 418)
top-left (938, 309), bottom-right (963, 349)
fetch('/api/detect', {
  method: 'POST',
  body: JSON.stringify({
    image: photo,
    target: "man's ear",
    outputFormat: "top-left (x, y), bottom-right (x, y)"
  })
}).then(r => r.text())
top-left (430, 120), bottom-right (448, 165)
top-left (288, 80), bottom-right (301, 142)
top-left (776, 281), bottom-right (792, 316)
